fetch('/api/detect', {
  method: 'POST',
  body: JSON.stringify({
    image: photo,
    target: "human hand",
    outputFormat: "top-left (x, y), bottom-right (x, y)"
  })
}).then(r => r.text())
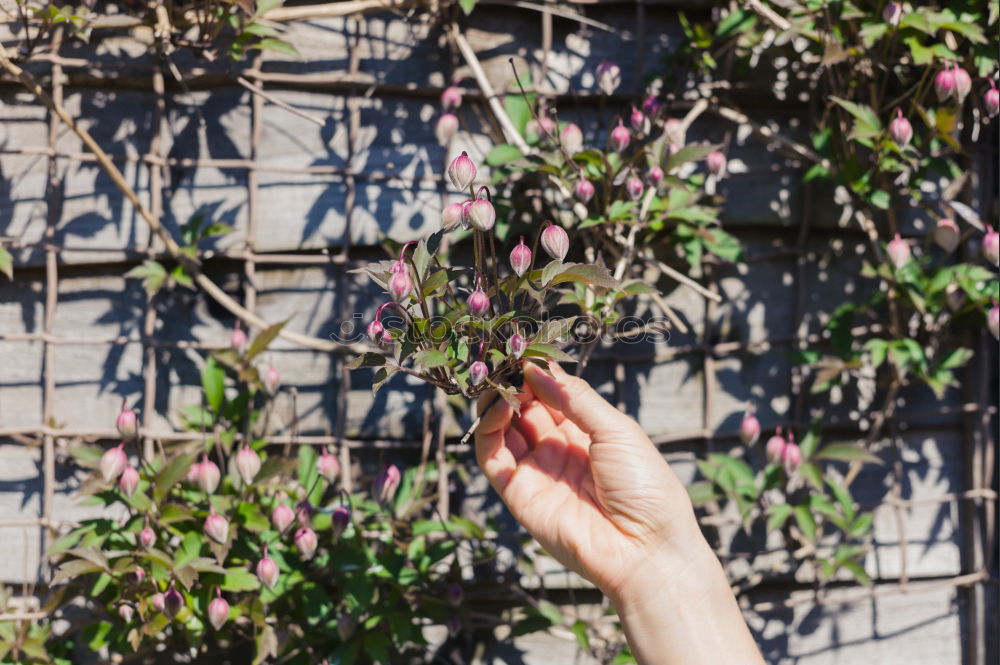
top-left (474, 361), bottom-right (704, 602)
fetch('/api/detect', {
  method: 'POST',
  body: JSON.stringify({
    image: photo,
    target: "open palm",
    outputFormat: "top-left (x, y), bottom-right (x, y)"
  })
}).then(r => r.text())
top-left (475, 362), bottom-right (697, 598)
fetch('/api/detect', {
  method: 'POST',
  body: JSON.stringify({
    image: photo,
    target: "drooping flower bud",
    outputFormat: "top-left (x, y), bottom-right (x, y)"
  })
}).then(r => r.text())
top-left (256, 546), bottom-right (280, 590)
top-left (561, 123), bottom-right (583, 155)
top-left (510, 236), bottom-right (532, 277)
top-left (883, 1), bottom-right (902, 26)
top-left (706, 151), bottom-right (727, 177)
top-left (984, 83), bottom-right (1000, 118)
top-left (230, 322), bottom-right (248, 353)
top-left (204, 510), bottom-right (229, 545)
top-left (440, 85), bottom-right (462, 110)
top-left (263, 366), bottom-right (281, 396)
top-left (119, 603), bottom-right (134, 623)
top-left (989, 303), bottom-right (999, 340)
top-left (116, 403), bottom-right (139, 440)
top-left (163, 587), bottom-right (184, 619)
top-left (447, 151), bottom-right (476, 191)
top-left (765, 428), bottom-right (786, 465)
top-left (272, 502), bottom-right (294, 533)
top-left (131, 566), bottom-right (146, 585)
top-left (642, 95), bottom-right (662, 117)
top-left (380, 329), bottom-right (393, 347)
top-left (469, 360), bottom-right (489, 386)
top-left (781, 437), bottom-right (802, 475)
top-left (596, 60), bottom-right (621, 95)
top-left (208, 588), bottom-right (229, 630)
top-left (467, 279), bottom-right (490, 317)
top-left (150, 593), bottom-right (165, 612)
top-left (139, 525), bottom-right (156, 548)
top-left (467, 198), bottom-right (496, 232)
top-left (540, 221), bottom-right (569, 262)
top-left (610, 119), bottom-right (630, 152)
top-left (507, 333), bottom-right (527, 359)
top-left (626, 174), bottom-right (644, 201)
top-left (197, 454), bottom-right (221, 494)
top-left (337, 613), bottom-right (357, 641)
top-left (887, 233), bottom-right (911, 269)
top-left (119, 465), bottom-right (139, 498)
top-left (317, 449), bottom-right (340, 481)
top-left (952, 66), bottom-right (971, 104)
top-left (296, 500), bottom-right (314, 528)
top-left (388, 267), bottom-right (414, 302)
top-left (235, 444), bottom-right (262, 486)
top-left (366, 319), bottom-right (385, 344)
top-left (933, 218), bottom-right (960, 253)
top-left (935, 68), bottom-right (956, 102)
top-left (442, 201), bottom-right (465, 231)
top-left (295, 527), bottom-right (318, 560)
top-left (982, 226), bottom-right (1000, 266)
top-left (574, 178), bottom-right (595, 203)
top-left (373, 464), bottom-right (401, 505)
top-left (889, 109), bottom-right (913, 146)
top-left (445, 583), bottom-right (463, 606)
top-left (739, 406), bottom-right (761, 446)
top-left (332, 505), bottom-right (351, 537)
top-left (647, 165), bottom-right (664, 185)
top-left (435, 113), bottom-right (459, 145)
top-left (629, 106), bottom-right (648, 134)
top-left (100, 443), bottom-right (128, 483)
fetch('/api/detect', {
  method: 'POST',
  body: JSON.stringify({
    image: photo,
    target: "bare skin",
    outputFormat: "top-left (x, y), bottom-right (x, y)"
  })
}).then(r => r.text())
top-left (475, 362), bottom-right (765, 665)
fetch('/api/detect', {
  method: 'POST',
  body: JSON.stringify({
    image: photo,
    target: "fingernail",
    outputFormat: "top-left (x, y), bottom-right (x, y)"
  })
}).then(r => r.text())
top-left (525, 364), bottom-right (564, 411)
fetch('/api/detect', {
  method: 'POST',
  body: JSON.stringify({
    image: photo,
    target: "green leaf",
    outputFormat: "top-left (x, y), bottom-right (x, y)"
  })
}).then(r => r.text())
top-left (793, 505), bottom-right (817, 543)
top-left (346, 353), bottom-right (387, 370)
top-left (537, 600), bottom-right (564, 625)
top-left (221, 568), bottom-right (261, 592)
top-left (841, 559), bottom-right (873, 586)
top-left (51, 559), bottom-right (103, 586)
top-left (459, 0), bottom-right (475, 14)
top-left (546, 263), bottom-right (620, 289)
top-left (524, 343), bottom-right (575, 363)
top-left (254, 38), bottom-right (300, 58)
top-left (534, 316), bottom-right (578, 344)
top-left (686, 480), bottom-right (719, 506)
top-left (0, 246), bottom-right (12, 280)
top-left (766, 503), bottom-right (793, 532)
top-left (413, 349), bottom-right (449, 368)
top-left (570, 620), bottom-right (591, 650)
top-left (938, 347), bottom-right (973, 370)
top-left (154, 452), bottom-right (197, 504)
top-left (798, 461), bottom-right (824, 491)
top-left (125, 260), bottom-right (167, 295)
top-left (815, 444), bottom-right (880, 464)
top-left (202, 356), bottom-right (226, 415)
top-left (850, 512), bottom-right (874, 539)
top-left (826, 477), bottom-right (856, 522)
top-left (247, 319), bottom-right (289, 360)
top-left (666, 143), bottom-right (719, 173)
top-left (485, 144), bottom-right (523, 166)
top-left (830, 96), bottom-right (882, 139)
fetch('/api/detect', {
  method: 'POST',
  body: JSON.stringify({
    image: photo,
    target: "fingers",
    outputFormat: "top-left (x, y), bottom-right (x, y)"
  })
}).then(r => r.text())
top-left (523, 362), bottom-right (643, 443)
top-left (474, 392), bottom-right (517, 489)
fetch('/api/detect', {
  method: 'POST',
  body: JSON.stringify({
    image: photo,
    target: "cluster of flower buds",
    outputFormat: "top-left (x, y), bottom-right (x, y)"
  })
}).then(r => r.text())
top-left (764, 428), bottom-right (802, 475)
top-left (436, 81), bottom-right (463, 145)
top-left (934, 64), bottom-right (972, 105)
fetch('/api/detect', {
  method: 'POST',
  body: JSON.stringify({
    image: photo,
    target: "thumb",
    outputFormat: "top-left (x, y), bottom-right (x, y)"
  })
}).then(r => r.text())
top-left (523, 362), bottom-right (642, 444)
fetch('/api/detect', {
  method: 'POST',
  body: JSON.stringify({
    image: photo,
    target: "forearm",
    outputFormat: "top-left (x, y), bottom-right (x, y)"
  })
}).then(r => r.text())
top-left (609, 534), bottom-right (764, 665)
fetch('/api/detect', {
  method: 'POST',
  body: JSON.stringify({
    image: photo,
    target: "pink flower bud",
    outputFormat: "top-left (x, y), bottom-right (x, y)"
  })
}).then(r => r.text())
top-left (119, 465), bottom-right (139, 497)
top-left (935, 68), bottom-right (956, 102)
top-left (388, 268), bottom-right (414, 302)
top-left (610, 119), bottom-right (630, 152)
top-left (263, 366), bottom-right (281, 395)
top-left (983, 226), bottom-right (999, 266)
top-left (952, 66), bottom-right (971, 104)
top-left (296, 500), bottom-right (314, 528)
top-left (163, 587), bottom-right (184, 618)
top-left (642, 95), bottom-right (662, 117)
top-left (467, 283), bottom-right (490, 317)
top-left (765, 428), bottom-right (786, 464)
top-left (380, 329), bottom-right (393, 347)
top-left (272, 502), bottom-right (294, 532)
top-left (442, 201), bottom-right (465, 231)
top-left (468, 199), bottom-right (496, 232)
top-left (630, 106), bottom-right (648, 133)
top-left (574, 178), bottom-right (595, 203)
top-left (119, 603), bottom-right (134, 623)
top-left (447, 151), bottom-right (477, 191)
top-left (197, 455), bottom-right (221, 494)
top-left (469, 360), bottom-right (489, 386)
top-left (332, 505), bottom-right (351, 537)
top-left (295, 527), bottom-right (318, 560)
top-left (883, 1), bottom-right (902, 26)
top-left (317, 450), bottom-right (340, 482)
top-left (889, 109), bottom-right (912, 146)
top-left (887, 233), bottom-right (911, 269)
top-left (337, 613), bottom-right (357, 641)
top-left (435, 113), bottom-right (459, 145)
top-left (510, 236), bottom-right (532, 277)
top-left (139, 525), bottom-right (156, 548)
top-left (664, 118), bottom-right (684, 148)
top-left (445, 583), bottom-right (463, 606)
top-left (235, 444), bottom-right (262, 486)
top-left (647, 166), bottom-right (664, 185)
top-left (441, 85), bottom-right (462, 110)
top-left (151, 593), bottom-right (165, 612)
top-left (989, 304), bottom-right (999, 340)
top-left (116, 405), bottom-right (138, 440)
top-left (460, 199), bottom-right (474, 230)
top-left (984, 86), bottom-right (1000, 118)
top-left (781, 439), bottom-right (802, 475)
top-left (537, 115), bottom-right (556, 136)
top-left (507, 333), bottom-right (527, 359)
top-left (540, 221), bottom-right (569, 262)
top-left (933, 218), bottom-right (960, 253)
top-left (100, 443), bottom-right (127, 483)
top-left (367, 319), bottom-right (385, 344)
top-left (208, 588), bottom-right (229, 630)
top-left (561, 123), bottom-right (583, 155)
top-left (626, 175), bottom-right (644, 201)
top-left (374, 464), bottom-right (401, 505)
top-left (204, 511), bottom-right (229, 544)
top-left (131, 566), bottom-right (146, 585)
top-left (256, 546), bottom-right (279, 589)
top-left (739, 408), bottom-right (761, 446)
top-left (706, 151), bottom-right (727, 176)
top-left (596, 60), bottom-right (621, 95)
top-left (231, 323), bottom-right (248, 353)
